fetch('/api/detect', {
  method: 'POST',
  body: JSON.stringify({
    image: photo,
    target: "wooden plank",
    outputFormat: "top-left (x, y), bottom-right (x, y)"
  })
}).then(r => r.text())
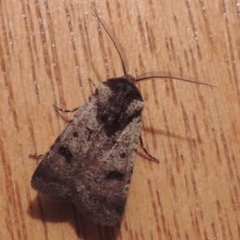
top-left (0, 0), bottom-right (239, 239)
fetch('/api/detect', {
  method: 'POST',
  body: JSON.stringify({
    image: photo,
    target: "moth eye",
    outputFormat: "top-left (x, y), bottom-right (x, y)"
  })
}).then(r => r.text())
top-left (106, 171), bottom-right (124, 181)
top-left (58, 146), bottom-right (73, 161)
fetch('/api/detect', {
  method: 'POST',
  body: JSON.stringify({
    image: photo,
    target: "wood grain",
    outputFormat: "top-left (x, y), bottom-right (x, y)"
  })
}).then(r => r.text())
top-left (0, 0), bottom-right (239, 239)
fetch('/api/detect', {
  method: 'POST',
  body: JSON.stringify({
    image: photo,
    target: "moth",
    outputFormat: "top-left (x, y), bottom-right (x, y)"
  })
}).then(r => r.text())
top-left (31, 12), bottom-right (212, 226)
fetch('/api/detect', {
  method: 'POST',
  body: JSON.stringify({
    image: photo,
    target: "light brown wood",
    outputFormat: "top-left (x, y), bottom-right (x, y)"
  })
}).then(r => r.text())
top-left (0, 0), bottom-right (239, 239)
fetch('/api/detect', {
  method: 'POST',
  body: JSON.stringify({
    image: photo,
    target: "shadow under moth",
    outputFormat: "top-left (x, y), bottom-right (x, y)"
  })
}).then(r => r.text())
top-left (31, 11), bottom-right (212, 226)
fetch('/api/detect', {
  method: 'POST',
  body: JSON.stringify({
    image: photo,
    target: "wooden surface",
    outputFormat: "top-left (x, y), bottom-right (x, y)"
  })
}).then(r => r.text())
top-left (0, 0), bottom-right (239, 239)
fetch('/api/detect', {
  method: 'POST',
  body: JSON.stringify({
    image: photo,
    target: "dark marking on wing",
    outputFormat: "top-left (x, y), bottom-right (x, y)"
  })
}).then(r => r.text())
top-left (119, 152), bottom-right (126, 158)
top-left (58, 146), bottom-right (73, 161)
top-left (72, 131), bottom-right (79, 138)
top-left (106, 171), bottom-right (124, 181)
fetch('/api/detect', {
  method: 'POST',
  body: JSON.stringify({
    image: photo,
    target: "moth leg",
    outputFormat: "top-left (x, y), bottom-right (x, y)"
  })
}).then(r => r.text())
top-left (53, 104), bottom-right (78, 113)
top-left (53, 104), bottom-right (79, 122)
top-left (139, 135), bottom-right (159, 163)
top-left (29, 154), bottom-right (44, 161)
top-left (88, 77), bottom-right (98, 87)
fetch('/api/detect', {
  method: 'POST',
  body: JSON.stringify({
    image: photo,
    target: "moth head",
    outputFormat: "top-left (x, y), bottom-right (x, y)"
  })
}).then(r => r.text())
top-left (95, 74), bottom-right (142, 106)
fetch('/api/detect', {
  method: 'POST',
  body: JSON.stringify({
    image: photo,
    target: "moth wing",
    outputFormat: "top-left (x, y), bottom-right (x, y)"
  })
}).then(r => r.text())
top-left (31, 95), bottom-right (101, 200)
top-left (31, 94), bottom-right (142, 225)
top-left (73, 114), bottom-right (141, 225)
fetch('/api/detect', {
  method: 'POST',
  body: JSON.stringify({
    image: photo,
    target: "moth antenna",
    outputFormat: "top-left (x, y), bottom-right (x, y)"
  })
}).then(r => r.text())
top-left (92, 9), bottom-right (129, 75)
top-left (136, 73), bottom-right (215, 87)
